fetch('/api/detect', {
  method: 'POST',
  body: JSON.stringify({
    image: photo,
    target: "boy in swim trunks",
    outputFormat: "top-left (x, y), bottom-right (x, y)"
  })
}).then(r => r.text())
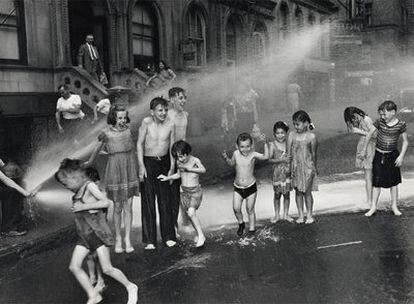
top-left (222, 132), bottom-right (269, 236)
top-left (158, 140), bottom-right (207, 247)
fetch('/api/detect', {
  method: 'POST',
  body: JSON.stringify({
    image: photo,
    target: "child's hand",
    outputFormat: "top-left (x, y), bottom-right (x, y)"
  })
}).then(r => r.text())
top-left (157, 174), bottom-right (168, 182)
top-left (395, 155), bottom-right (404, 167)
top-left (71, 202), bottom-right (85, 212)
top-left (58, 126), bottom-right (64, 134)
top-left (258, 133), bottom-right (266, 142)
top-left (222, 151), bottom-right (228, 159)
top-left (359, 150), bottom-right (366, 158)
top-left (139, 166), bottom-right (147, 180)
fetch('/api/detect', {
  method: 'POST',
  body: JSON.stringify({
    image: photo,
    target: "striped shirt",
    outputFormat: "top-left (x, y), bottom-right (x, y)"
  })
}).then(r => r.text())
top-left (374, 119), bottom-right (406, 152)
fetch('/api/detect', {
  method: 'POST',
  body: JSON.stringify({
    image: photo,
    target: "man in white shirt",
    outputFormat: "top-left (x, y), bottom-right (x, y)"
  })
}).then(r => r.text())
top-left (55, 84), bottom-right (85, 134)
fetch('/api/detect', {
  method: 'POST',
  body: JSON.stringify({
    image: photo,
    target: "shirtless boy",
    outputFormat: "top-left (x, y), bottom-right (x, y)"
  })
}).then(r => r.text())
top-left (168, 87), bottom-right (189, 232)
top-left (137, 97), bottom-right (176, 249)
top-left (158, 140), bottom-right (206, 247)
top-left (222, 132), bottom-right (269, 236)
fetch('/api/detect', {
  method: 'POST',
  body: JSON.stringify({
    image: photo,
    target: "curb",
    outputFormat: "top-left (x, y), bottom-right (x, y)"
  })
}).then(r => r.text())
top-left (0, 224), bottom-right (77, 265)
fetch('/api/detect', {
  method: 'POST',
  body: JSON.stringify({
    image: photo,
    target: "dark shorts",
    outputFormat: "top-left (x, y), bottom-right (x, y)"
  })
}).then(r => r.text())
top-left (372, 150), bottom-right (401, 188)
top-left (234, 183), bottom-right (257, 199)
top-left (77, 232), bottom-right (105, 252)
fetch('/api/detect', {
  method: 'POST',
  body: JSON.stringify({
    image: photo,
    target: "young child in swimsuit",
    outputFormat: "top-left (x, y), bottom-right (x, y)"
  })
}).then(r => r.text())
top-left (222, 133), bottom-right (269, 236)
top-left (158, 140), bottom-right (206, 247)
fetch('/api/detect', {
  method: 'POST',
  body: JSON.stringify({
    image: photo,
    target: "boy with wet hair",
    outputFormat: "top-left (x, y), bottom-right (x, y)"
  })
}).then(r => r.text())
top-left (158, 140), bottom-right (206, 247)
top-left (222, 132), bottom-right (269, 236)
top-left (362, 100), bottom-right (409, 217)
top-left (137, 96), bottom-right (177, 249)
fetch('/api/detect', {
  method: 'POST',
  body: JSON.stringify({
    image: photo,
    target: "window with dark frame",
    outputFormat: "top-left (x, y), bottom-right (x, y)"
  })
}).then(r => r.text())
top-left (185, 6), bottom-right (206, 67)
top-left (132, 2), bottom-right (158, 73)
top-left (0, 0), bottom-right (26, 64)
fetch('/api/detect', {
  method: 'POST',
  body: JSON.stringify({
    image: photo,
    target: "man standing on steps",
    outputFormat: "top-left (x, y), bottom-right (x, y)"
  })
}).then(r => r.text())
top-left (168, 87), bottom-right (189, 235)
top-left (77, 34), bottom-right (102, 81)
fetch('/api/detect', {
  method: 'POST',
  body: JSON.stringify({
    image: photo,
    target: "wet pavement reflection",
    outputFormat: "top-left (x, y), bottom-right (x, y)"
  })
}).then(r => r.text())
top-left (3, 208), bottom-right (414, 303)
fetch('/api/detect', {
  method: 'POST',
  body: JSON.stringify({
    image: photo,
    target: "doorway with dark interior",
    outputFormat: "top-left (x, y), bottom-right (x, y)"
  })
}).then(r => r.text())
top-left (68, 0), bottom-right (110, 79)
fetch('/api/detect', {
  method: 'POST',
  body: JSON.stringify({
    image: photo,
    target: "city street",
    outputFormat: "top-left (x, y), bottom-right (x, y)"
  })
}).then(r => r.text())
top-left (2, 176), bottom-right (414, 304)
top-left (2, 207), bottom-right (414, 304)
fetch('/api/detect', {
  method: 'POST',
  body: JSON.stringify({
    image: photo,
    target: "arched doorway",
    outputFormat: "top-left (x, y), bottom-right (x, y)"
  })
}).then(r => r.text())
top-left (280, 2), bottom-right (289, 40)
top-left (68, 0), bottom-right (110, 75)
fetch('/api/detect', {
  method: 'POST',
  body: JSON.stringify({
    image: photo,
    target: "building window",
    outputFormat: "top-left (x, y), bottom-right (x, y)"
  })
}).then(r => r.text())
top-left (295, 8), bottom-right (303, 30)
top-left (252, 23), bottom-right (267, 63)
top-left (0, 0), bottom-right (26, 64)
top-left (365, 3), bottom-right (372, 26)
top-left (280, 2), bottom-right (289, 39)
top-left (132, 2), bottom-right (158, 73)
top-left (185, 5), bottom-right (206, 67)
top-left (308, 13), bottom-right (315, 26)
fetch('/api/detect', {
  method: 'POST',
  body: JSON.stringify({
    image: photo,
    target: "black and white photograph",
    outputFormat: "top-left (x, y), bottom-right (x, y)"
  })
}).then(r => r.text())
top-left (1, 0), bottom-right (414, 303)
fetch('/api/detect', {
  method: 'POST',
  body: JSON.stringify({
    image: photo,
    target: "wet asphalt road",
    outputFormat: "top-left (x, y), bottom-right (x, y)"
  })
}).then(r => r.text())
top-left (2, 209), bottom-right (414, 304)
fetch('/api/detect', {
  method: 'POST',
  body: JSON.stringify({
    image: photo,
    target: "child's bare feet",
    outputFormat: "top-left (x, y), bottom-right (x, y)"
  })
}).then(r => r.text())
top-left (144, 244), bottom-right (156, 250)
top-left (305, 217), bottom-right (315, 224)
top-left (196, 235), bottom-right (206, 248)
top-left (86, 293), bottom-right (102, 304)
top-left (364, 208), bottom-right (377, 217)
top-left (392, 207), bottom-right (402, 216)
top-left (296, 217), bottom-right (304, 224)
top-left (115, 239), bottom-right (123, 253)
top-left (127, 283), bottom-right (138, 304)
top-left (94, 280), bottom-right (106, 293)
top-left (125, 239), bottom-right (135, 253)
top-left (270, 216), bottom-right (280, 223)
top-left (284, 215), bottom-right (294, 223)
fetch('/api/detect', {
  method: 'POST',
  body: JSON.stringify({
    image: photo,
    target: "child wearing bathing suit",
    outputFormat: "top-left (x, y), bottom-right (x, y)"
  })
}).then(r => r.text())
top-left (158, 140), bottom-right (206, 247)
top-left (55, 158), bottom-right (137, 304)
top-left (222, 133), bottom-right (269, 236)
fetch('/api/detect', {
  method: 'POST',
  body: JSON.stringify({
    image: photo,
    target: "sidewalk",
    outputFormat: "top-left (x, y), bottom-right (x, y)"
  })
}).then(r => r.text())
top-left (2, 171), bottom-right (414, 267)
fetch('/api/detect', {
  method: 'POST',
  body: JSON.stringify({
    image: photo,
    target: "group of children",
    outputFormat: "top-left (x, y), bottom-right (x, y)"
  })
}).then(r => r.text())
top-left (23, 94), bottom-right (408, 304)
top-left (223, 110), bottom-right (318, 236)
top-left (344, 100), bottom-right (409, 217)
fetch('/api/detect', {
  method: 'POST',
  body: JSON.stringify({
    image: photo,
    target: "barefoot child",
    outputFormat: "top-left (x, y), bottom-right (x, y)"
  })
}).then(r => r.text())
top-left (137, 96), bottom-right (177, 249)
top-left (222, 133), bottom-right (269, 236)
top-left (287, 111), bottom-right (318, 224)
top-left (55, 159), bottom-right (137, 304)
top-left (88, 106), bottom-right (139, 253)
top-left (268, 121), bottom-right (293, 223)
top-left (158, 140), bottom-right (206, 247)
top-left (344, 107), bottom-right (376, 206)
top-left (362, 100), bottom-right (409, 217)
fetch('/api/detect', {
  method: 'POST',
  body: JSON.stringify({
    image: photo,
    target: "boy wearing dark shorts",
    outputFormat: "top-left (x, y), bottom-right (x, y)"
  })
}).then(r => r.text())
top-left (222, 133), bottom-right (269, 236)
top-left (362, 100), bottom-right (409, 217)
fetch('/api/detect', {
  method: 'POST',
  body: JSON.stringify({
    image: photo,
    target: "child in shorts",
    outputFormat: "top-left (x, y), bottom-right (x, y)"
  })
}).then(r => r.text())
top-left (222, 133), bottom-right (269, 236)
top-left (158, 140), bottom-right (206, 247)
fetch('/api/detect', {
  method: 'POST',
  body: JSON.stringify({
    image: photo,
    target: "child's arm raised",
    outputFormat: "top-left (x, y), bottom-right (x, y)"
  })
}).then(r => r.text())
top-left (395, 130), bottom-right (409, 167)
top-left (72, 183), bottom-right (110, 212)
top-left (254, 141), bottom-right (270, 161)
top-left (0, 170), bottom-right (31, 197)
top-left (222, 151), bottom-right (236, 167)
top-left (86, 135), bottom-right (105, 166)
